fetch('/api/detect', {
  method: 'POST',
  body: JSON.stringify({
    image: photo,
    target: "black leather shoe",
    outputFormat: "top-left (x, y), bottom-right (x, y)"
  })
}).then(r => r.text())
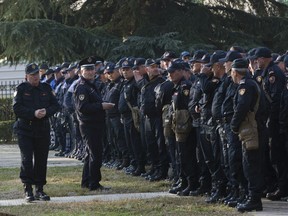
top-left (25, 190), bottom-right (35, 202)
top-left (149, 171), bottom-right (167, 182)
top-left (35, 191), bottom-right (50, 201)
top-left (205, 188), bottom-right (226, 204)
top-left (89, 184), bottom-right (111, 191)
top-left (266, 189), bottom-right (287, 201)
top-left (132, 167), bottom-right (146, 176)
top-left (189, 186), bottom-right (211, 196)
top-left (237, 197), bottom-right (262, 212)
top-left (169, 180), bottom-right (188, 194)
top-left (24, 184), bottom-right (35, 202)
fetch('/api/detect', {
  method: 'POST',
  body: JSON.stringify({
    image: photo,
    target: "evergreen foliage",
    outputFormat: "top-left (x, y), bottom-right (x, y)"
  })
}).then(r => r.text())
top-left (0, 0), bottom-right (288, 64)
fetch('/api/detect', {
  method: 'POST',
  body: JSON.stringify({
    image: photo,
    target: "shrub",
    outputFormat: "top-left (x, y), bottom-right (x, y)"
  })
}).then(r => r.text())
top-left (0, 120), bottom-right (16, 143)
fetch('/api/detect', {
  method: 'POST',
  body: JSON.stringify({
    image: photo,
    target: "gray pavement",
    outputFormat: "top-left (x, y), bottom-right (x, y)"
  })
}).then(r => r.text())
top-left (0, 144), bottom-right (82, 168)
top-left (0, 144), bottom-right (287, 216)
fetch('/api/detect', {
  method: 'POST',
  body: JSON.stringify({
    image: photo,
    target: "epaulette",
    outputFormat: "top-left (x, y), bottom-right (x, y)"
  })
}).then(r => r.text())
top-left (239, 79), bottom-right (246, 85)
top-left (16, 82), bottom-right (28, 89)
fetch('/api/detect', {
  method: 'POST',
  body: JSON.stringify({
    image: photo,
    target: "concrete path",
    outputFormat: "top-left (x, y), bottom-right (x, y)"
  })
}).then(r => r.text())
top-left (0, 144), bottom-right (82, 168)
top-left (0, 144), bottom-right (287, 216)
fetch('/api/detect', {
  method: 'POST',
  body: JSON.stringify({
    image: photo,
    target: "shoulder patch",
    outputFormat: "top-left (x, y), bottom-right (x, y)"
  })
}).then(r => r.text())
top-left (238, 88), bottom-right (246, 95)
top-left (79, 94), bottom-right (85, 101)
top-left (256, 76), bottom-right (262, 83)
top-left (269, 76), bottom-right (275, 84)
top-left (212, 78), bottom-right (219, 83)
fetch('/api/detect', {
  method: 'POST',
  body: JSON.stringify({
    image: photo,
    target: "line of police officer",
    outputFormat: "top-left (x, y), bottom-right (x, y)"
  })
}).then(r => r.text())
top-left (25, 46), bottom-right (288, 212)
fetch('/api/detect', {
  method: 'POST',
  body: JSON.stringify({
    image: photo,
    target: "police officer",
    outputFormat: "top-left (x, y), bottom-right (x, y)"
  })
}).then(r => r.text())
top-left (74, 64), bottom-right (114, 190)
top-left (220, 51), bottom-right (248, 207)
top-left (188, 52), bottom-right (212, 196)
top-left (140, 58), bottom-right (168, 181)
top-left (13, 63), bottom-right (60, 202)
top-left (253, 47), bottom-right (286, 200)
top-left (167, 60), bottom-right (199, 196)
top-left (230, 58), bottom-right (265, 212)
top-left (118, 58), bottom-right (146, 176)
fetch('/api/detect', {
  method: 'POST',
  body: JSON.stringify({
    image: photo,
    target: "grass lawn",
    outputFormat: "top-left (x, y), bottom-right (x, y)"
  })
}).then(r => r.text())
top-left (0, 166), bottom-right (244, 216)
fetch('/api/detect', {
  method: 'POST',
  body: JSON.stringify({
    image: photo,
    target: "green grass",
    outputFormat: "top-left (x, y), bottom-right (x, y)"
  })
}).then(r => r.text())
top-left (0, 166), bottom-right (244, 216)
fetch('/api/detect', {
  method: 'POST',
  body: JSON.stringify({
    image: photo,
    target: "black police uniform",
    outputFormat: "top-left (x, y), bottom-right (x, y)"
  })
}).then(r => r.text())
top-left (188, 74), bottom-right (212, 196)
top-left (171, 77), bottom-right (199, 196)
top-left (119, 76), bottom-right (146, 175)
top-left (74, 75), bottom-right (106, 190)
top-left (197, 72), bottom-right (227, 203)
top-left (13, 64), bottom-right (60, 201)
top-left (231, 75), bottom-right (265, 212)
top-left (154, 80), bottom-right (176, 180)
top-left (103, 76), bottom-right (130, 169)
top-left (221, 78), bottom-right (247, 206)
top-left (140, 75), bottom-right (168, 181)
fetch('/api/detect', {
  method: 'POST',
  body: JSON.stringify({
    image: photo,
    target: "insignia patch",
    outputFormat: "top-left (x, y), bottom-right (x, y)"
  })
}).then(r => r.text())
top-left (183, 89), bottom-right (189, 96)
top-left (123, 61), bottom-right (128, 66)
top-left (79, 94), bottom-right (85, 100)
top-left (32, 64), bottom-right (36, 69)
top-left (269, 76), bottom-right (275, 84)
top-left (13, 91), bottom-right (17, 97)
top-left (87, 57), bottom-right (92, 63)
top-left (256, 76), bottom-right (262, 83)
top-left (239, 88), bottom-right (246, 95)
top-left (212, 79), bottom-right (219, 83)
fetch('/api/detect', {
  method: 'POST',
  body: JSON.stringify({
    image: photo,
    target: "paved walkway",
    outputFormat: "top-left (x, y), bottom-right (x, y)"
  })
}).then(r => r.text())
top-left (0, 144), bottom-right (287, 216)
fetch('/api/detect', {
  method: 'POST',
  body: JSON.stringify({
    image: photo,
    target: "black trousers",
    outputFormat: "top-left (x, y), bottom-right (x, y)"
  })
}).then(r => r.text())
top-left (17, 133), bottom-right (50, 186)
top-left (80, 123), bottom-right (103, 188)
top-left (144, 116), bottom-right (168, 170)
top-left (122, 114), bottom-right (145, 167)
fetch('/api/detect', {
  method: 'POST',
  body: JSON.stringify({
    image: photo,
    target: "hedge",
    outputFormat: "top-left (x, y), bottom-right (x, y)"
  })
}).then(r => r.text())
top-left (0, 120), bottom-right (16, 143)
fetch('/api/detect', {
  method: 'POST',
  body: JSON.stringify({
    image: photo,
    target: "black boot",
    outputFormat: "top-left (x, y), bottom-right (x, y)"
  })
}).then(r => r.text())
top-left (35, 185), bottom-right (50, 201)
top-left (132, 165), bottom-right (146, 176)
top-left (223, 187), bottom-right (238, 205)
top-left (237, 196), bottom-right (262, 212)
top-left (168, 178), bottom-right (188, 194)
top-left (189, 181), bottom-right (211, 196)
top-left (205, 182), bottom-right (226, 203)
top-left (116, 158), bottom-right (130, 170)
top-left (24, 184), bottom-right (35, 202)
top-left (177, 178), bottom-right (198, 196)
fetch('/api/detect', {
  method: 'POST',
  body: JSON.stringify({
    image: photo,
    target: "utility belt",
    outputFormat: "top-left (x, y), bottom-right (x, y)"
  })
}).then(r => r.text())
top-left (18, 118), bottom-right (49, 126)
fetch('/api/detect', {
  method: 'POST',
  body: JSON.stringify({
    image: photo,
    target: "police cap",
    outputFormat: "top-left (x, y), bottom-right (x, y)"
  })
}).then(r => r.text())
top-left (253, 47), bottom-right (272, 59)
top-left (167, 60), bottom-right (184, 73)
top-left (121, 58), bottom-right (134, 68)
top-left (81, 64), bottom-right (95, 70)
top-left (145, 58), bottom-right (158, 67)
top-left (133, 58), bottom-right (146, 69)
top-left (43, 68), bottom-right (55, 76)
top-left (190, 50), bottom-right (207, 63)
top-left (205, 51), bottom-right (226, 67)
top-left (231, 58), bottom-right (249, 70)
top-left (25, 63), bottom-right (39, 75)
top-left (161, 51), bottom-right (177, 61)
top-left (219, 50), bottom-right (242, 63)
top-left (39, 63), bottom-right (49, 70)
top-left (104, 63), bottom-right (115, 73)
